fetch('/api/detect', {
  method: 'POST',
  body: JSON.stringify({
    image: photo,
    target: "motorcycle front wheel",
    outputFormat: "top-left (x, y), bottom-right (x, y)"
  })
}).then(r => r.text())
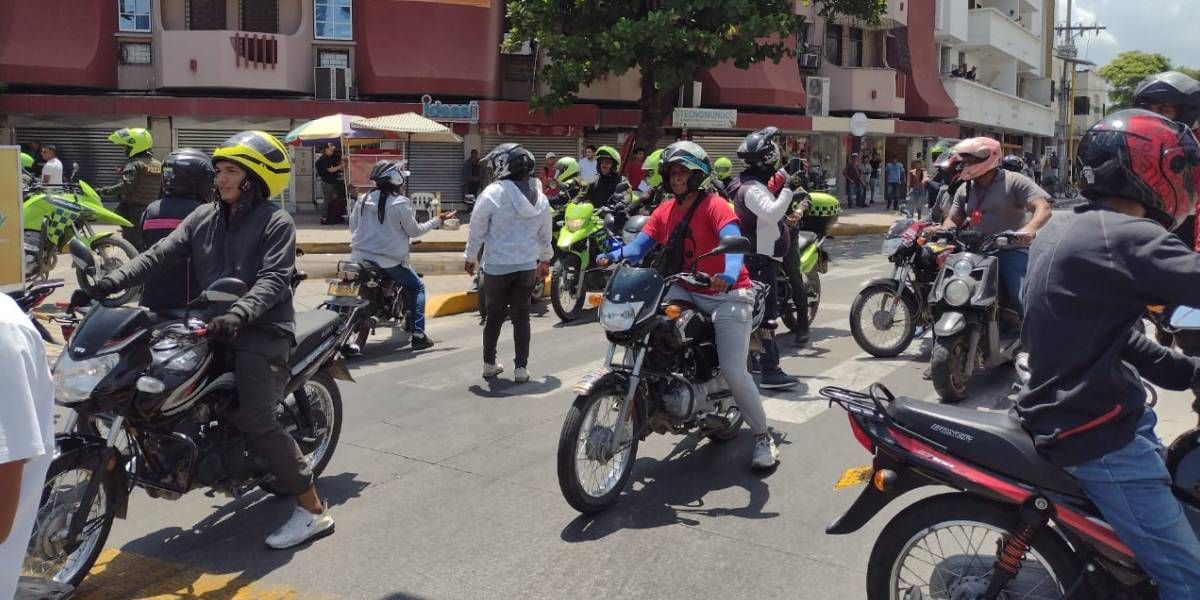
top-left (78, 237), bottom-right (140, 306)
top-left (551, 254), bottom-right (585, 322)
top-left (867, 493), bottom-right (1077, 600)
top-left (556, 385), bottom-right (639, 514)
top-left (931, 332), bottom-right (971, 404)
top-left (850, 284), bottom-right (917, 358)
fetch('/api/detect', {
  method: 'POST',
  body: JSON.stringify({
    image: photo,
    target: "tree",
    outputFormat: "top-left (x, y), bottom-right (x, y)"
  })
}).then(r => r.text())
top-left (505, 0), bottom-right (886, 149)
top-left (1097, 51), bottom-right (1172, 108)
top-left (1176, 66), bottom-right (1200, 83)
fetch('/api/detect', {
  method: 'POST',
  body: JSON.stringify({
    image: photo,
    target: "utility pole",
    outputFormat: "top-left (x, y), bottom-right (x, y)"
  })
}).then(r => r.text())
top-left (1053, 0), bottom-right (1106, 184)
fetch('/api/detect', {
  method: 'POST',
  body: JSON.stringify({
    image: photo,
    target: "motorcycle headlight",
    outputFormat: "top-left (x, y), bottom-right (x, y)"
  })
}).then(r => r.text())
top-left (566, 218), bottom-right (586, 232)
top-left (53, 352), bottom-right (119, 405)
top-left (599, 301), bottom-right (644, 332)
top-left (952, 258), bottom-right (974, 278)
top-left (881, 238), bottom-right (904, 257)
top-left (944, 278), bottom-right (973, 307)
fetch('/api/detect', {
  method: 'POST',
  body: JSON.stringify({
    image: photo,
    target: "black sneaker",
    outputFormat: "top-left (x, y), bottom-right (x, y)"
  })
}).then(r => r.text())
top-left (922, 367), bottom-right (933, 380)
top-left (760, 371), bottom-right (800, 390)
top-left (410, 335), bottom-right (434, 351)
top-left (793, 332), bottom-right (811, 348)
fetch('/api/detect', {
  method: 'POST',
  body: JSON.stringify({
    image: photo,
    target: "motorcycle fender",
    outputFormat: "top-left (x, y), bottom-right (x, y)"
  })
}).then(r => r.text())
top-left (800, 243), bottom-right (820, 273)
top-left (326, 357), bottom-right (355, 383)
top-left (81, 231), bottom-right (118, 247)
top-left (826, 463), bottom-right (928, 535)
top-left (572, 367), bottom-right (626, 397)
top-left (87, 203), bottom-right (135, 228)
top-left (934, 311), bottom-right (966, 337)
top-left (55, 433), bottom-right (131, 519)
top-left (862, 279), bottom-right (921, 312)
top-left (557, 227), bottom-right (592, 251)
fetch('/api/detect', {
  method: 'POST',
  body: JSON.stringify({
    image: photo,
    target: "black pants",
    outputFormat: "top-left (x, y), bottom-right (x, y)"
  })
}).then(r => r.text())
top-left (746, 254), bottom-right (784, 373)
top-left (782, 230), bottom-right (810, 335)
top-left (117, 203), bottom-right (147, 251)
top-left (482, 269), bottom-right (537, 368)
top-left (230, 327), bottom-right (313, 496)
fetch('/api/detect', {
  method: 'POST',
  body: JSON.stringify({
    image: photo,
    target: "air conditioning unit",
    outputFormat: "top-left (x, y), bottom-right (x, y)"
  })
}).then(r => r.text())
top-left (799, 53), bottom-right (822, 69)
top-left (806, 76), bottom-right (830, 117)
top-left (501, 33), bottom-right (533, 55)
top-left (315, 67), bottom-right (350, 100)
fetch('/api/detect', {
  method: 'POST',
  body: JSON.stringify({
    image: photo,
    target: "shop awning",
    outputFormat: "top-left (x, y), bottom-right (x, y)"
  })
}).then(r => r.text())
top-left (699, 55), bottom-right (807, 109)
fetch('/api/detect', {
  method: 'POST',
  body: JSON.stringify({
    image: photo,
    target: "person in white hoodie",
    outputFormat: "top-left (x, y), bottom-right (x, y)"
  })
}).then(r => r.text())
top-left (351, 160), bottom-right (454, 350)
top-left (464, 144), bottom-right (554, 382)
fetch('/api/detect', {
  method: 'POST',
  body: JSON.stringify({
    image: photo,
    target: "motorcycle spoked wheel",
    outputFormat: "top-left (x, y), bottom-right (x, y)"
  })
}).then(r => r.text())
top-left (850, 285), bottom-right (918, 358)
top-left (78, 237), bottom-right (141, 306)
top-left (931, 332), bottom-right (971, 404)
top-left (551, 254), bottom-right (586, 322)
top-left (867, 493), bottom-right (1077, 600)
top-left (556, 384), bottom-right (639, 514)
top-left (260, 370), bottom-right (344, 496)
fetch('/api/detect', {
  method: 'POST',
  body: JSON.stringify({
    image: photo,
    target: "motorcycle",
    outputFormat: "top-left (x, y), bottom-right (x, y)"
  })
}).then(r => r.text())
top-left (24, 177), bottom-right (141, 306)
top-left (5, 279), bottom-right (65, 342)
top-left (775, 191), bottom-right (840, 333)
top-left (849, 219), bottom-right (954, 357)
top-left (23, 240), bottom-right (354, 589)
top-left (926, 229), bottom-right (1022, 403)
top-left (325, 259), bottom-right (415, 354)
top-left (550, 188), bottom-right (636, 322)
top-left (556, 236), bottom-right (767, 514)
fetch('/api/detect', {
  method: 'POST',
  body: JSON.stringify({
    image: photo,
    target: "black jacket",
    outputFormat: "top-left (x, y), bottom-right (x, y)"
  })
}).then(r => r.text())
top-left (137, 195), bottom-right (203, 310)
top-left (106, 197), bottom-right (296, 337)
top-left (1016, 205), bottom-right (1200, 465)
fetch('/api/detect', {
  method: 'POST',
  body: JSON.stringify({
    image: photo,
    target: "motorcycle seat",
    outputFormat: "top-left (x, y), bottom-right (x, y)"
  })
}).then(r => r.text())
top-left (623, 215), bottom-right (649, 236)
top-left (291, 310), bottom-right (342, 367)
top-left (795, 231), bottom-right (818, 252)
top-left (887, 397), bottom-right (1085, 498)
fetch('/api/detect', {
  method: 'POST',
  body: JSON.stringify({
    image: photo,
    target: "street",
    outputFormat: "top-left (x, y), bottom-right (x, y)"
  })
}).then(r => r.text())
top-left (46, 231), bottom-right (1195, 600)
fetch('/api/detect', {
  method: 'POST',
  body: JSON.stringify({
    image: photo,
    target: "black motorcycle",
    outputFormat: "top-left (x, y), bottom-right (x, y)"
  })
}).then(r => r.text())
top-left (23, 240), bottom-right (355, 589)
top-left (556, 236), bottom-right (766, 514)
top-left (6, 278), bottom-right (64, 342)
top-left (326, 259), bottom-right (418, 354)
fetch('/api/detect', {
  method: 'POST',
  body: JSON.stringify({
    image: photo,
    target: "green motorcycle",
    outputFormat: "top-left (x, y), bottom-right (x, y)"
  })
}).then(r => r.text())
top-left (23, 180), bottom-right (141, 306)
top-left (550, 200), bottom-right (631, 322)
top-left (777, 191), bottom-right (840, 332)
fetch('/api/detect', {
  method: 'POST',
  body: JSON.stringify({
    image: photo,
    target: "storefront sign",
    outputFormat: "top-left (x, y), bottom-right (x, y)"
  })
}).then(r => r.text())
top-left (488, 124), bottom-right (579, 137)
top-left (0, 147), bottom-right (22, 289)
top-left (422, 95), bottom-right (480, 123)
top-left (672, 108), bottom-right (738, 129)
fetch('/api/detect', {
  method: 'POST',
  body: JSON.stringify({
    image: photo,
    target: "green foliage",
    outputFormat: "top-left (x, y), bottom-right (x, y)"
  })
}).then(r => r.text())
top-left (1097, 51), bottom-right (1172, 108)
top-left (804, 0), bottom-right (888, 23)
top-left (1176, 66), bottom-right (1200, 83)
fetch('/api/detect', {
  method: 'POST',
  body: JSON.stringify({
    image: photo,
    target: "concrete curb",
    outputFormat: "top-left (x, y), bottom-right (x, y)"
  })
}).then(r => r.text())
top-left (827, 223), bottom-right (891, 237)
top-left (427, 276), bottom-right (551, 318)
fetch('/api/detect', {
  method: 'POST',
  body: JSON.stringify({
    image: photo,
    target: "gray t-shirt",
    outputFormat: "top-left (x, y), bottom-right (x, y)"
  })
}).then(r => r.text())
top-left (950, 170), bottom-right (1050, 235)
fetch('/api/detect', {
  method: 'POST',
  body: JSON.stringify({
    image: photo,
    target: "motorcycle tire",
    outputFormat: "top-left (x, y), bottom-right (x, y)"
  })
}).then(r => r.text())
top-left (78, 237), bottom-right (140, 307)
top-left (849, 284), bottom-right (917, 358)
top-left (931, 333), bottom-right (971, 404)
top-left (806, 270), bottom-right (821, 324)
top-left (26, 447), bottom-right (119, 589)
top-left (556, 384), bottom-right (639, 514)
top-left (551, 254), bottom-right (586, 322)
top-left (260, 370), bottom-right (344, 496)
top-left (867, 493), bottom-right (1078, 600)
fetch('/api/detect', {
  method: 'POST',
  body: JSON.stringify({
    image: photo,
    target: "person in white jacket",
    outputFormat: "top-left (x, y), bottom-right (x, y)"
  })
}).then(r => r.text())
top-left (351, 160), bottom-right (454, 350)
top-left (464, 144), bottom-right (554, 382)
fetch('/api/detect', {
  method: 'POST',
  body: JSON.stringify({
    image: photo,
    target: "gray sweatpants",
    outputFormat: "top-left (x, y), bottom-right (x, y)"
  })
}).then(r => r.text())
top-left (665, 286), bottom-right (768, 435)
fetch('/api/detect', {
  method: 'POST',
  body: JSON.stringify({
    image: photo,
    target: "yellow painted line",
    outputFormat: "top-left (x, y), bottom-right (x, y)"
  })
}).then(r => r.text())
top-left (75, 548), bottom-right (321, 599)
top-left (426, 275), bottom-right (551, 318)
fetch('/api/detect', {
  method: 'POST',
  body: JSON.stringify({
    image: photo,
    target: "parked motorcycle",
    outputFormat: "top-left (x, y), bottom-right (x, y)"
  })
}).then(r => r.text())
top-left (550, 190), bottom-right (634, 322)
top-left (5, 279), bottom-right (64, 342)
top-left (849, 219), bottom-right (953, 357)
top-left (926, 229), bottom-right (1022, 403)
top-left (775, 191), bottom-right (839, 332)
top-left (24, 179), bottom-right (140, 306)
top-left (23, 240), bottom-right (354, 589)
top-left (556, 236), bottom-right (766, 514)
top-left (324, 259), bottom-right (407, 355)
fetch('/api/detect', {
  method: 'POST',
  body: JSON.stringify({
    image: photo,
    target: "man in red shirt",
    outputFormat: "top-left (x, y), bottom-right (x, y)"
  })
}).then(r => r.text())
top-left (598, 141), bottom-right (779, 469)
top-left (623, 147), bottom-right (647, 192)
top-left (539, 152), bottom-right (560, 202)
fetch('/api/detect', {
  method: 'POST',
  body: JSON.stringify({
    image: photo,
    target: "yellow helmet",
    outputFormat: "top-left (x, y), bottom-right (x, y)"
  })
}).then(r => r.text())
top-left (211, 130), bottom-right (292, 198)
top-left (108, 127), bottom-right (154, 157)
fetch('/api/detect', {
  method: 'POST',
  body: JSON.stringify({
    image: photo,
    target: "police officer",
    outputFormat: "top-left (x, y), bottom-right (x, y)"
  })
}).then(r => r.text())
top-left (137, 148), bottom-right (212, 312)
top-left (96, 127), bottom-right (163, 250)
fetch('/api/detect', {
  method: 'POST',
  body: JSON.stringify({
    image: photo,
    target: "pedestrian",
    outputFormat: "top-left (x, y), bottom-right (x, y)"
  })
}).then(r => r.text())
top-left (843, 153), bottom-right (865, 208)
top-left (315, 142), bottom-right (347, 225)
top-left (579, 145), bottom-right (599, 184)
top-left (96, 128), bottom-right (163, 251)
top-left (0, 292), bottom-right (55, 600)
top-left (464, 143), bottom-right (553, 383)
top-left (624, 147), bottom-right (647, 191)
top-left (39, 144), bottom-right (63, 186)
top-left (463, 149), bottom-right (483, 197)
top-left (24, 141), bottom-right (45, 179)
top-left (1034, 153), bottom-right (1043, 184)
top-left (885, 157), bottom-right (904, 210)
top-left (539, 152), bottom-right (560, 203)
top-left (906, 159), bottom-right (926, 219)
top-left (967, 66), bottom-right (978, 81)
top-left (868, 152), bottom-right (882, 204)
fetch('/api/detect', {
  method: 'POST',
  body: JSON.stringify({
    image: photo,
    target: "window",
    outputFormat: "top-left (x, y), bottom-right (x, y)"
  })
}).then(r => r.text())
top-left (240, 0), bottom-right (278, 34)
top-left (824, 24), bottom-right (842, 66)
top-left (118, 0), bottom-right (151, 32)
top-left (187, 0), bottom-right (227, 30)
top-left (848, 27), bottom-right (864, 68)
top-left (314, 0), bottom-right (352, 40)
top-left (119, 42), bottom-right (152, 65)
top-left (318, 49), bottom-right (350, 69)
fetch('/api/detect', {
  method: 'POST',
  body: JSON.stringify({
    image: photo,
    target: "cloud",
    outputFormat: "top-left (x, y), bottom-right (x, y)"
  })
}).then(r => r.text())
top-left (1058, 0), bottom-right (1200, 68)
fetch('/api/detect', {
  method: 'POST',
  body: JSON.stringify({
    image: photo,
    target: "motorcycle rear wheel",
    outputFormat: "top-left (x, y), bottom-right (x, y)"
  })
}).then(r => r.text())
top-left (551, 254), bottom-right (586, 322)
top-left (260, 370), bottom-right (343, 496)
top-left (78, 237), bottom-right (140, 306)
top-left (931, 333), bottom-right (971, 404)
top-left (556, 385), bottom-right (639, 514)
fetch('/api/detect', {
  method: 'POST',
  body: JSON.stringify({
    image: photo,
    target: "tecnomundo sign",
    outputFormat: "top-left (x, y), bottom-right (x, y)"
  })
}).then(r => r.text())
top-left (422, 95), bottom-right (479, 124)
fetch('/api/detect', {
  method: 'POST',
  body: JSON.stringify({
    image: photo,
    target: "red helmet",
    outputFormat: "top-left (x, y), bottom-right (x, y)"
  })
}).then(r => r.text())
top-left (951, 137), bottom-right (1002, 181)
top-left (1077, 108), bottom-right (1200, 230)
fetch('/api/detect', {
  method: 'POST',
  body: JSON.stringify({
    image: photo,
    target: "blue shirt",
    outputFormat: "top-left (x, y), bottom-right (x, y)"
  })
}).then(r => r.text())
top-left (885, 162), bottom-right (904, 184)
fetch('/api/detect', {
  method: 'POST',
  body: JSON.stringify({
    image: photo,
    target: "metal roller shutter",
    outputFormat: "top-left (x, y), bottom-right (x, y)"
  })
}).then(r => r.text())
top-left (479, 134), bottom-right (581, 166)
top-left (14, 128), bottom-right (128, 188)
top-left (584, 130), bottom-right (621, 152)
top-left (692, 135), bottom-right (746, 171)
top-left (175, 128), bottom-right (293, 205)
top-left (406, 141), bottom-right (465, 211)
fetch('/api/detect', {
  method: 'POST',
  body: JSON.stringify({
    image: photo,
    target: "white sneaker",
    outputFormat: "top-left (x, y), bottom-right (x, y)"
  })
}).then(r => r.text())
top-left (482, 363), bottom-right (505, 378)
top-left (514, 367), bottom-right (530, 383)
top-left (752, 434), bottom-right (780, 469)
top-left (265, 504), bottom-right (335, 549)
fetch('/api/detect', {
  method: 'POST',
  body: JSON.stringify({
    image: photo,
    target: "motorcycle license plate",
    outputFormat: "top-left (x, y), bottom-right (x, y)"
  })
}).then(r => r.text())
top-left (328, 282), bottom-right (360, 297)
top-left (834, 465), bottom-right (874, 490)
top-left (585, 292), bottom-right (604, 308)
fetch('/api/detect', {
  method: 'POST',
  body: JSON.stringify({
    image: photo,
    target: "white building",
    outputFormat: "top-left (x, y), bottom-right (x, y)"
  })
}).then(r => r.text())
top-left (934, 0), bottom-right (1057, 153)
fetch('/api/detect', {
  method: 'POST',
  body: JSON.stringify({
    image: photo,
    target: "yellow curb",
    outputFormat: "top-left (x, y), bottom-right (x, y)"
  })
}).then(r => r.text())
top-left (426, 276), bottom-right (551, 318)
top-left (75, 548), bottom-right (322, 599)
top-left (296, 241), bottom-right (465, 255)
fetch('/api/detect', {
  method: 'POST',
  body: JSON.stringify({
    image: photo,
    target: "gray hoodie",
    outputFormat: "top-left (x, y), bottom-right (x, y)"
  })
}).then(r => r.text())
top-left (464, 178), bottom-right (553, 276)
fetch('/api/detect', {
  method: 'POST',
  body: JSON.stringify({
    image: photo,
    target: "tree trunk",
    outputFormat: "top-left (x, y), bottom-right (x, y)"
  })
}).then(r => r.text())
top-left (635, 68), bottom-right (672, 151)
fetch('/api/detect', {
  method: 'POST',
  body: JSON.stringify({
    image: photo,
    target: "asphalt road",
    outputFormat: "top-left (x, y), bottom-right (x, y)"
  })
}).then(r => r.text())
top-left (35, 231), bottom-right (1196, 600)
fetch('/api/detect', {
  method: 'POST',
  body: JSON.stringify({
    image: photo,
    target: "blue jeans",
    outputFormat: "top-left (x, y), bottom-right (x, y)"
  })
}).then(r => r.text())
top-left (1065, 409), bottom-right (1200, 599)
top-left (382, 263), bottom-right (426, 336)
top-left (845, 179), bottom-right (864, 207)
top-left (868, 177), bottom-right (879, 202)
top-left (997, 249), bottom-right (1028, 316)
top-left (886, 182), bottom-right (902, 209)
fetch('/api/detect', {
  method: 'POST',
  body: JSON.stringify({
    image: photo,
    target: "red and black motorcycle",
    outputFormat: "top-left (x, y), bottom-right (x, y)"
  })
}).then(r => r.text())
top-left (821, 382), bottom-right (1200, 599)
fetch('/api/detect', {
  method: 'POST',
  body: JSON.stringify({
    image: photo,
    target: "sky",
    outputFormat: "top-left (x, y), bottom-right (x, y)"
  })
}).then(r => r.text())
top-left (1056, 0), bottom-right (1200, 69)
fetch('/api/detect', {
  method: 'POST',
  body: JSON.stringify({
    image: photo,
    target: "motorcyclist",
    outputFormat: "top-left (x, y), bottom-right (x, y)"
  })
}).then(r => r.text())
top-left (730, 127), bottom-right (803, 389)
top-left (582, 145), bottom-right (632, 217)
top-left (1000, 154), bottom-right (1026, 174)
top-left (137, 148), bottom-right (211, 313)
top-left (350, 160), bottom-right (454, 351)
top-left (72, 131), bottom-right (334, 550)
top-left (95, 127), bottom-right (163, 251)
top-left (629, 149), bottom-right (665, 215)
top-left (597, 141), bottom-right (780, 469)
top-left (553, 156), bottom-right (584, 206)
top-left (1017, 109), bottom-right (1200, 598)
top-left (713, 156), bottom-right (735, 198)
top-left (19, 151), bottom-right (35, 190)
top-left (927, 152), bottom-right (965, 225)
top-left (1131, 70), bottom-right (1200, 250)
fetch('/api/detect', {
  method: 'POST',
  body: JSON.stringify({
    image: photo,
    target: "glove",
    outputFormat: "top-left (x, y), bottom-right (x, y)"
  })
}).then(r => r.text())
top-left (206, 312), bottom-right (244, 340)
top-left (787, 172), bottom-right (807, 192)
top-left (69, 289), bottom-right (94, 310)
top-left (92, 276), bottom-right (118, 297)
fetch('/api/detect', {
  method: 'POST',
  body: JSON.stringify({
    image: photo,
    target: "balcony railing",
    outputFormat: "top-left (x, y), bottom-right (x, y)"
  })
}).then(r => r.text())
top-left (231, 32), bottom-right (278, 69)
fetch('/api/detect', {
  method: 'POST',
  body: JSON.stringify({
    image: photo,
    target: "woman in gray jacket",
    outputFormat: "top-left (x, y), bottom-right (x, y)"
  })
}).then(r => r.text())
top-left (464, 144), bottom-right (554, 382)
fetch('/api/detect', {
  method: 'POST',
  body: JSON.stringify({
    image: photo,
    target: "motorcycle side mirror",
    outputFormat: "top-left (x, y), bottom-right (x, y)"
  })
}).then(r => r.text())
top-left (701, 236), bottom-right (752, 259)
top-left (68, 238), bottom-right (96, 271)
top-left (200, 278), bottom-right (247, 304)
top-left (1169, 306), bottom-right (1200, 331)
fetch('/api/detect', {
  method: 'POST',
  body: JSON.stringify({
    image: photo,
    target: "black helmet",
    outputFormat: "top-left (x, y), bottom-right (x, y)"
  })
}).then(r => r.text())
top-left (659, 141), bottom-right (712, 194)
top-left (1000, 154), bottom-right (1026, 173)
top-left (162, 148), bottom-right (215, 199)
top-left (1077, 108), bottom-right (1200, 230)
top-left (482, 143), bottom-right (535, 181)
top-left (369, 160), bottom-right (409, 190)
top-left (1133, 71), bottom-right (1200, 126)
top-left (737, 126), bottom-right (782, 170)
